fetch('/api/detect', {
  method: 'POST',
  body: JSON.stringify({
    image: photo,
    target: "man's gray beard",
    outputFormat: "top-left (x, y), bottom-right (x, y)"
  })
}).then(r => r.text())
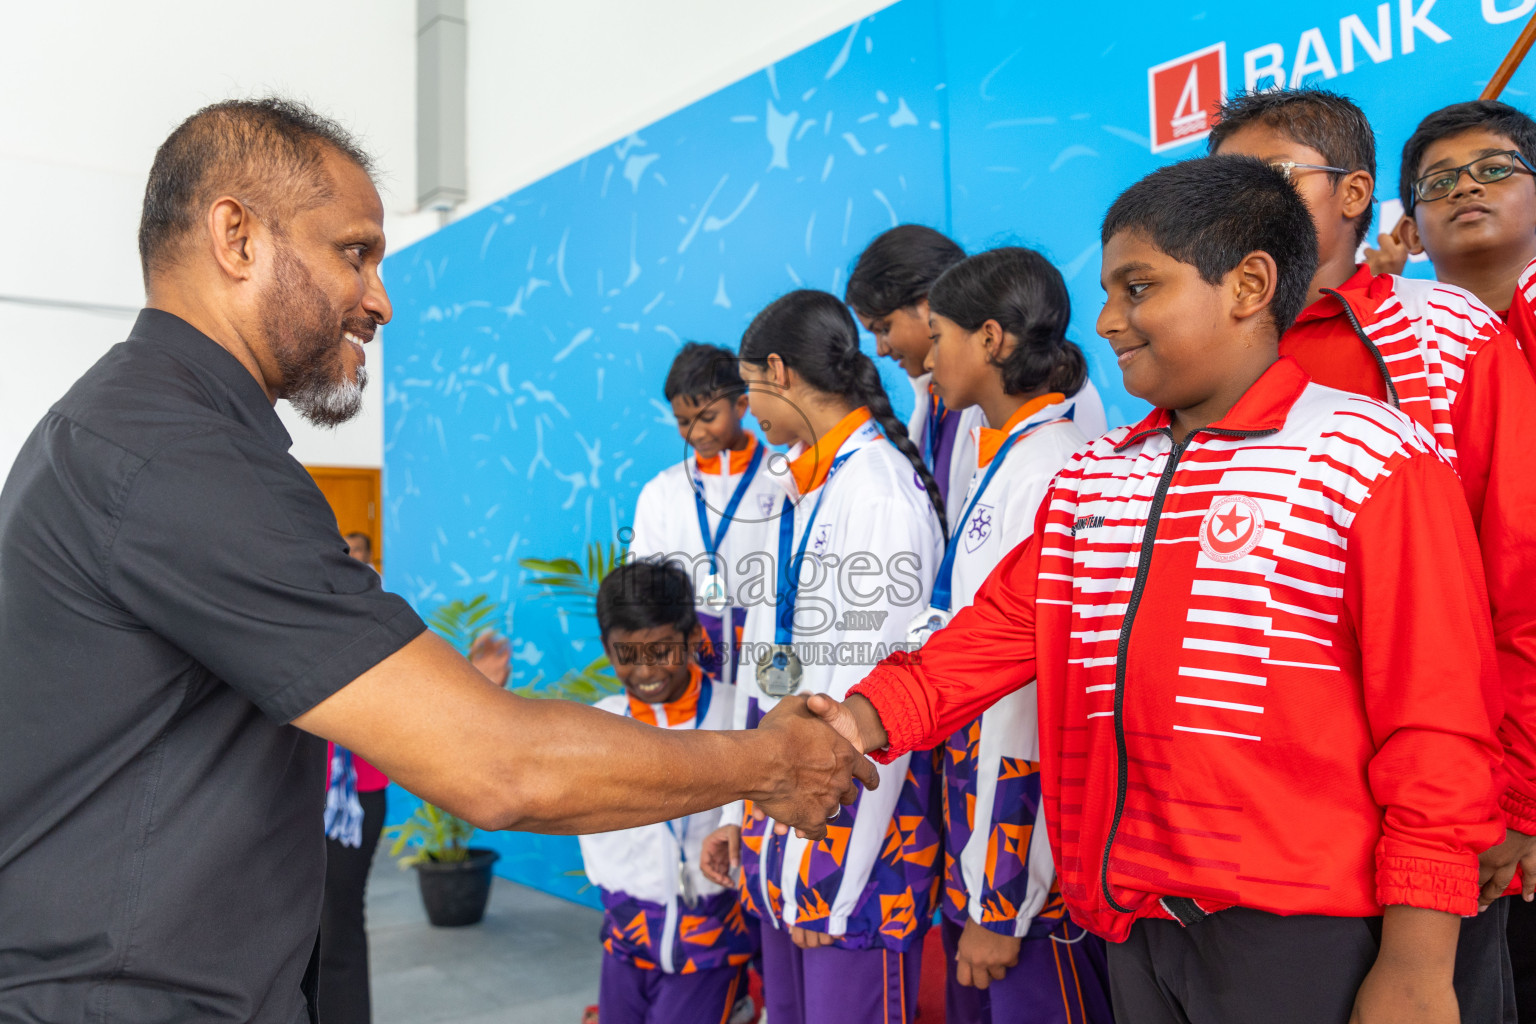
top-left (290, 364), bottom-right (367, 427)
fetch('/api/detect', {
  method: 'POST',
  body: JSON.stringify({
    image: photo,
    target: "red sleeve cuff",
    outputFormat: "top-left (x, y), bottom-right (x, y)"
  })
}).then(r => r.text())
top-left (850, 658), bottom-right (936, 762)
top-left (1375, 849), bottom-right (1481, 917)
top-left (1500, 785), bottom-right (1536, 836)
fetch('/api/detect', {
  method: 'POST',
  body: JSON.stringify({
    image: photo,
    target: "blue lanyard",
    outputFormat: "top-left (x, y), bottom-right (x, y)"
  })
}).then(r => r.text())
top-left (691, 442), bottom-right (765, 575)
top-left (626, 681), bottom-right (713, 854)
top-left (774, 450), bottom-right (857, 645)
top-left (924, 395), bottom-right (948, 469)
top-left (930, 411), bottom-right (1065, 611)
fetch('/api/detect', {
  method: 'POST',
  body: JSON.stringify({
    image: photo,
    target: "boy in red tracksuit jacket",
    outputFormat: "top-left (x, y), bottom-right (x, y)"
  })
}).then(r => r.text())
top-left (811, 156), bottom-right (1505, 1024)
top-left (1212, 90), bottom-right (1536, 1019)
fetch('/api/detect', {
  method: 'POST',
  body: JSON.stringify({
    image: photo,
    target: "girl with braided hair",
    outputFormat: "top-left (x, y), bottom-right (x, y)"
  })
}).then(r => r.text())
top-left (697, 289), bottom-right (944, 1024)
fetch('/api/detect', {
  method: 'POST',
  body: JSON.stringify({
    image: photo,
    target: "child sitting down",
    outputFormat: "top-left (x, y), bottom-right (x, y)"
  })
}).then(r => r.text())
top-left (578, 560), bottom-right (757, 1024)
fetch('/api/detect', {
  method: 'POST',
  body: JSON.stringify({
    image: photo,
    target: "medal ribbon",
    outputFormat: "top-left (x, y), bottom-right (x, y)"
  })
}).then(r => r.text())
top-left (774, 450), bottom-right (856, 645)
top-left (930, 408), bottom-right (1070, 612)
top-left (626, 680), bottom-right (713, 901)
top-left (691, 442), bottom-right (765, 576)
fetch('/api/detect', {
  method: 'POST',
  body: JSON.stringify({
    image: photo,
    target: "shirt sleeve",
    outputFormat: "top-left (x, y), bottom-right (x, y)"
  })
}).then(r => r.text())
top-left (628, 474), bottom-right (667, 561)
top-left (1344, 452), bottom-right (1504, 915)
top-left (851, 505), bottom-right (1045, 761)
top-left (1505, 257), bottom-right (1536, 378)
top-left (105, 432), bottom-right (426, 723)
top-left (1448, 329), bottom-right (1536, 834)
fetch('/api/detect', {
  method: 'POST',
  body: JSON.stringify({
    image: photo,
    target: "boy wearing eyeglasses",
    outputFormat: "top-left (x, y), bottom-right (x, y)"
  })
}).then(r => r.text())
top-left (1212, 87), bottom-right (1536, 1024)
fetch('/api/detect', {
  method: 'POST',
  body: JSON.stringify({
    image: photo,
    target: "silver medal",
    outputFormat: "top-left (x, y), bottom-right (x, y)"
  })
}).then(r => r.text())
top-left (678, 857), bottom-right (697, 907)
top-left (905, 606), bottom-right (951, 648)
top-left (701, 573), bottom-right (728, 612)
top-left (756, 643), bottom-right (804, 698)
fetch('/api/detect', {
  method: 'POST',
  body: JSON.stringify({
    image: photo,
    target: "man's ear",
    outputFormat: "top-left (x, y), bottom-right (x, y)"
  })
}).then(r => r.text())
top-left (733, 393), bottom-right (751, 417)
top-left (1399, 213), bottom-right (1426, 256)
top-left (207, 195), bottom-right (260, 282)
top-left (1340, 170), bottom-right (1375, 224)
top-left (1231, 250), bottom-right (1279, 323)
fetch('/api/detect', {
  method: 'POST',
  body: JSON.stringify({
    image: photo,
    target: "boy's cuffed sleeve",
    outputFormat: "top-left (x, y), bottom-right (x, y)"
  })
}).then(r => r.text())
top-left (1345, 452), bottom-right (1504, 916)
top-left (851, 524), bottom-right (1044, 759)
top-left (1453, 331), bottom-right (1536, 837)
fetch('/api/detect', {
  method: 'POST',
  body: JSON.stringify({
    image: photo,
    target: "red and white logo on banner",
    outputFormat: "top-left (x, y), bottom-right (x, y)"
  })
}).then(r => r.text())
top-left (1147, 43), bottom-right (1227, 154)
top-left (1199, 494), bottom-right (1265, 563)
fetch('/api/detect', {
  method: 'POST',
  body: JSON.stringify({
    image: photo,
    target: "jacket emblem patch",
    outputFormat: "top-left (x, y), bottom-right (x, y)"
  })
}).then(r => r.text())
top-left (1199, 495), bottom-right (1265, 563)
top-left (964, 504), bottom-right (994, 554)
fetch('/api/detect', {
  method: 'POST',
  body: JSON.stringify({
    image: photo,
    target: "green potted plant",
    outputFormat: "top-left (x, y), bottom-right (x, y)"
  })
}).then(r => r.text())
top-left (381, 595), bottom-right (504, 927)
top-left (385, 545), bottom-right (627, 926)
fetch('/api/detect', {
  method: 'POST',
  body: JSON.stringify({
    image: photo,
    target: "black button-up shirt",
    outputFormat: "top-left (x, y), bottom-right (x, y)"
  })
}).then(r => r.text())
top-left (0, 309), bottom-right (425, 1022)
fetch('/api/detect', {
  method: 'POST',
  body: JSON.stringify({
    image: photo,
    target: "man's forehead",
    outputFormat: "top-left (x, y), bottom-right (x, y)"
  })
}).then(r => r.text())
top-left (307, 149), bottom-right (384, 229)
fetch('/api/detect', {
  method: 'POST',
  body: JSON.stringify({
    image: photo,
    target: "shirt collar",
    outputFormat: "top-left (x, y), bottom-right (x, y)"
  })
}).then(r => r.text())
top-left (1117, 357), bottom-right (1309, 449)
top-left (694, 434), bottom-right (759, 476)
top-left (1291, 264), bottom-right (1374, 325)
top-left (975, 392), bottom-right (1067, 467)
top-left (788, 407), bottom-right (873, 495)
top-left (626, 663), bottom-right (703, 726)
top-left (128, 308), bottom-right (293, 452)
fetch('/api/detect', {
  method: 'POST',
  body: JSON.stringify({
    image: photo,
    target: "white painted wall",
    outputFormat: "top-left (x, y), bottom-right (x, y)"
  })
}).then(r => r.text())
top-left (1, 0), bottom-right (892, 478)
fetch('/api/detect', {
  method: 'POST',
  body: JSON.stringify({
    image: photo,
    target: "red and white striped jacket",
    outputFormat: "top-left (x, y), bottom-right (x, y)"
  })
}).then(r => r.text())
top-left (1502, 256), bottom-right (1536, 378)
top-left (1283, 266), bottom-right (1536, 836)
top-left (852, 358), bottom-right (1504, 941)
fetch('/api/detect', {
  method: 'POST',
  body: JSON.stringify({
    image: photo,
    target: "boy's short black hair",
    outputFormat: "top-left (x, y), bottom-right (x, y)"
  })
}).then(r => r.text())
top-left (1101, 155), bottom-right (1320, 335)
top-left (663, 342), bottom-right (744, 404)
top-left (597, 560), bottom-right (698, 641)
top-left (1399, 100), bottom-right (1536, 210)
top-left (1208, 88), bottom-right (1376, 247)
top-left (844, 224), bottom-right (966, 317)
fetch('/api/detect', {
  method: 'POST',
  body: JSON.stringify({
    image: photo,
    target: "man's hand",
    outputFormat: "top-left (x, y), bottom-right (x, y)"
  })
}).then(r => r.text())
top-left (1478, 828), bottom-right (1536, 907)
top-left (791, 926), bottom-right (836, 949)
top-left (1349, 906), bottom-right (1459, 1024)
top-left (955, 919), bottom-right (1021, 990)
top-left (700, 825), bottom-right (741, 888)
top-left (752, 695), bottom-right (879, 841)
top-left (1363, 218), bottom-right (1410, 278)
top-left (469, 630), bottom-right (511, 687)
top-left (806, 693), bottom-right (889, 754)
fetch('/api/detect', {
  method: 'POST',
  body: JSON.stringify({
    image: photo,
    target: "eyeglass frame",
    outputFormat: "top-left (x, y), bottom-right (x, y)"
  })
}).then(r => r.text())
top-left (1408, 149), bottom-right (1536, 211)
top-left (1267, 160), bottom-right (1350, 183)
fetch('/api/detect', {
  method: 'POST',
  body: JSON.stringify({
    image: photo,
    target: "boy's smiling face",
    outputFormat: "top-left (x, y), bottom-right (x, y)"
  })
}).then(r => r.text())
top-left (1403, 128), bottom-right (1536, 270)
top-left (671, 392), bottom-right (749, 463)
top-left (1098, 230), bottom-right (1278, 435)
top-left (604, 623), bottom-right (699, 705)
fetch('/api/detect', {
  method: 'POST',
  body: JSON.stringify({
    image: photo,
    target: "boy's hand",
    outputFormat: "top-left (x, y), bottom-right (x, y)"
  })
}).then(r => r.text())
top-left (752, 695), bottom-right (879, 840)
top-left (468, 630), bottom-right (511, 687)
top-left (807, 693), bottom-right (889, 754)
top-left (1478, 828), bottom-right (1536, 906)
top-left (1349, 905), bottom-right (1459, 1024)
top-left (700, 825), bottom-right (741, 888)
top-left (1363, 217), bottom-right (1410, 278)
top-left (790, 925), bottom-right (835, 949)
top-left (954, 919), bottom-right (1021, 990)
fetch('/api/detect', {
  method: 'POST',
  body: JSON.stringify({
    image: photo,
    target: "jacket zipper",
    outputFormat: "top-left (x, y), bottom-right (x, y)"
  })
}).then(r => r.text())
top-left (1099, 424), bottom-right (1275, 915)
top-left (1321, 287), bottom-right (1399, 409)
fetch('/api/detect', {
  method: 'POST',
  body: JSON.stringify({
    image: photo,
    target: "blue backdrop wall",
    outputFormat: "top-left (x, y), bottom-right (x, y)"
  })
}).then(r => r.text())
top-left (382, 0), bottom-right (1536, 903)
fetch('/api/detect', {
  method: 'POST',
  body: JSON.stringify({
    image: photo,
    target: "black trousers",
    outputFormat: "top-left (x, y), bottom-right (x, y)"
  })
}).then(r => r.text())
top-left (1108, 904), bottom-right (1514, 1024)
top-left (1510, 896), bottom-right (1536, 1024)
top-left (318, 789), bottom-right (387, 1024)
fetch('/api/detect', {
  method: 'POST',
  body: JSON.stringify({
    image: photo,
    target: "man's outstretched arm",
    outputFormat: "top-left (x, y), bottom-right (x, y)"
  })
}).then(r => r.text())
top-left (294, 630), bottom-right (875, 838)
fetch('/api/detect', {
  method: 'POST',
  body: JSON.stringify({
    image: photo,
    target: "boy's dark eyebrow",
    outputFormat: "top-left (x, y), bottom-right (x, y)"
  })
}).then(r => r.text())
top-left (1421, 146), bottom-right (1516, 173)
top-left (1105, 260), bottom-right (1156, 283)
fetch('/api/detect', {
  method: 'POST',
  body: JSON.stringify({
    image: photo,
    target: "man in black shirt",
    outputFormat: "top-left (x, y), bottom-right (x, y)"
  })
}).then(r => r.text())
top-left (0, 99), bottom-right (872, 1024)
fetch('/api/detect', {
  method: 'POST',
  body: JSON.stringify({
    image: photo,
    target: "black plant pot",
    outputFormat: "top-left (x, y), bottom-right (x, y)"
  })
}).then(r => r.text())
top-left (415, 848), bottom-right (500, 927)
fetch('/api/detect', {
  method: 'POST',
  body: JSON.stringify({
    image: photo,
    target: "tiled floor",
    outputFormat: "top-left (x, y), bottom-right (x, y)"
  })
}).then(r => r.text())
top-left (367, 849), bottom-right (603, 1024)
